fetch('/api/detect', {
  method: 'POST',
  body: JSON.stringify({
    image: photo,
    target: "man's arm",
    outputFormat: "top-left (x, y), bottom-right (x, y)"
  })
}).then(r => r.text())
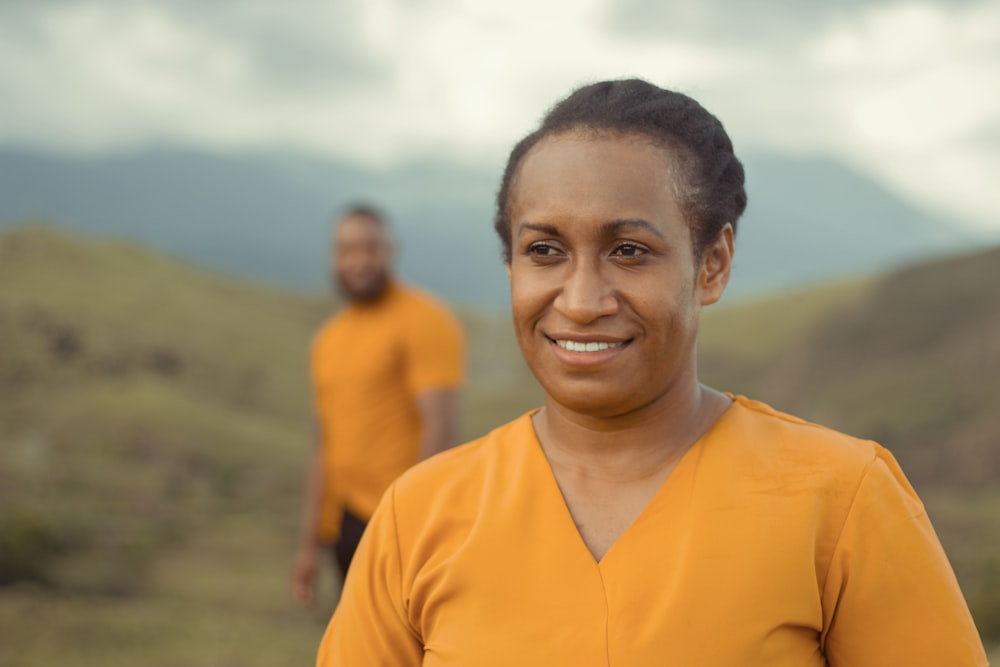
top-left (292, 418), bottom-right (326, 604)
top-left (414, 388), bottom-right (459, 461)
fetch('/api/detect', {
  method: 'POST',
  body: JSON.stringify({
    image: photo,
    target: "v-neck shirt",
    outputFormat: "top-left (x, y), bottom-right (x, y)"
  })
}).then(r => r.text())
top-left (318, 396), bottom-right (987, 666)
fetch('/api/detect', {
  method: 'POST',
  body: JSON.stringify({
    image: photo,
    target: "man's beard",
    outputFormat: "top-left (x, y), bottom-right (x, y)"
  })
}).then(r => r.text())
top-left (335, 272), bottom-right (388, 303)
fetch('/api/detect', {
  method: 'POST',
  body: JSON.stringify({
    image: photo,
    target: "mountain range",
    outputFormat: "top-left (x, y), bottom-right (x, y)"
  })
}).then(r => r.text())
top-left (0, 148), bottom-right (985, 308)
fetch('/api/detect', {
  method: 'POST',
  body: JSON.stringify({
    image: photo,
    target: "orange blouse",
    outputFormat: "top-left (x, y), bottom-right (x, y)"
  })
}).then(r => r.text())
top-left (318, 396), bottom-right (987, 666)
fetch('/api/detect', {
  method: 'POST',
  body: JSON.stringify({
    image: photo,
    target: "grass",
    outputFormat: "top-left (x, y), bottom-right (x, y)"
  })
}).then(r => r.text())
top-left (1, 223), bottom-right (998, 663)
top-left (0, 223), bottom-right (544, 666)
top-left (0, 515), bottom-right (332, 666)
top-left (700, 274), bottom-right (876, 365)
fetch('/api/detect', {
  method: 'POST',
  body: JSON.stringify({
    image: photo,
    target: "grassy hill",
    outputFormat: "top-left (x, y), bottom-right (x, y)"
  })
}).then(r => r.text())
top-left (0, 224), bottom-right (335, 665)
top-left (700, 247), bottom-right (1000, 645)
top-left (701, 246), bottom-right (1000, 491)
top-left (0, 223), bottom-right (540, 665)
top-left (0, 223), bottom-right (996, 662)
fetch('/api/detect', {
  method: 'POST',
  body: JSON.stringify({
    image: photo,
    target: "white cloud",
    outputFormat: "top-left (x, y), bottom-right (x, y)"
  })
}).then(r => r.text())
top-left (0, 0), bottom-right (754, 162)
top-left (0, 0), bottom-right (997, 232)
top-left (803, 1), bottom-right (1000, 231)
top-left (0, 3), bottom-right (254, 149)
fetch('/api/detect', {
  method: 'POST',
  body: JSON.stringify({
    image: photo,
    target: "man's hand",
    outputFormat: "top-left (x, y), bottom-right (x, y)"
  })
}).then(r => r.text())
top-left (294, 425), bottom-right (326, 605)
top-left (292, 543), bottom-right (319, 604)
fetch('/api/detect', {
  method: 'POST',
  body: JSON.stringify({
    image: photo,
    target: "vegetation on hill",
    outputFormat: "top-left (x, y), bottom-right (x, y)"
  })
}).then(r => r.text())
top-left (0, 224), bottom-right (335, 664)
top-left (702, 246), bottom-right (1000, 491)
top-left (700, 246), bottom-right (1000, 642)
top-left (0, 223), bottom-right (995, 663)
top-left (0, 223), bottom-right (540, 664)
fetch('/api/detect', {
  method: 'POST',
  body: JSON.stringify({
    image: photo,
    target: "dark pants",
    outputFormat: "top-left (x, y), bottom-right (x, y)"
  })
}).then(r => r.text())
top-left (332, 509), bottom-right (368, 578)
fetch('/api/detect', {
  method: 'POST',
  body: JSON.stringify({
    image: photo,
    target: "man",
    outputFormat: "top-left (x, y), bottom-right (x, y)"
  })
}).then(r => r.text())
top-left (292, 204), bottom-right (465, 604)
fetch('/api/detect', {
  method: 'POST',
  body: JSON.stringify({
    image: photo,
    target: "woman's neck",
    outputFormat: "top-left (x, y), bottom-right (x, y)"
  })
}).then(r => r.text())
top-left (533, 383), bottom-right (732, 483)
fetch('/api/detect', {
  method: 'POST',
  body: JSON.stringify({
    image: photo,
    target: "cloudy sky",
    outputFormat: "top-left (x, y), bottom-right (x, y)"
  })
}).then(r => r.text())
top-left (1, 0), bottom-right (998, 233)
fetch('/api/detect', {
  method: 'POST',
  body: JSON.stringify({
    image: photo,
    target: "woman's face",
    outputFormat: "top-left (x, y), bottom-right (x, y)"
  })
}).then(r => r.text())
top-left (506, 130), bottom-right (731, 418)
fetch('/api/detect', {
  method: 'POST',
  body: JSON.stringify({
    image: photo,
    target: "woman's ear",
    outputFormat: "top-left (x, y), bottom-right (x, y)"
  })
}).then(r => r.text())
top-left (698, 224), bottom-right (734, 307)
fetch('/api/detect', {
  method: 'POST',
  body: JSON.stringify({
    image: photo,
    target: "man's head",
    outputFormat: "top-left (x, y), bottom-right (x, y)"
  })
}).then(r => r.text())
top-left (332, 204), bottom-right (393, 303)
top-left (495, 79), bottom-right (747, 264)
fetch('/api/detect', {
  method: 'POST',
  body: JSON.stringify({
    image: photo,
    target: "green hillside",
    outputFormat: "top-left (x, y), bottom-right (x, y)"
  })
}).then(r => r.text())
top-left (0, 223), bottom-right (540, 665)
top-left (0, 224), bottom-right (331, 664)
top-left (701, 246), bottom-right (1000, 491)
top-left (0, 223), bottom-right (996, 662)
top-left (700, 246), bottom-right (1000, 645)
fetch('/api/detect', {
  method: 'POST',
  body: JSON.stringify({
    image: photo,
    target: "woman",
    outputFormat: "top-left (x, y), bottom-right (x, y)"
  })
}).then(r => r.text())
top-left (317, 79), bottom-right (987, 666)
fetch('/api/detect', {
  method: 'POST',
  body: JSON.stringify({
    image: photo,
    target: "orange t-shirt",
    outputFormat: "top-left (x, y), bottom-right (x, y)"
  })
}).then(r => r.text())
top-left (311, 282), bottom-right (464, 541)
top-left (317, 396), bottom-right (987, 666)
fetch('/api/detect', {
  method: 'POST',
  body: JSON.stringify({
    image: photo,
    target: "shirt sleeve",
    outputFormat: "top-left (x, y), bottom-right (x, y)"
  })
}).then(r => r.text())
top-left (316, 483), bottom-right (423, 666)
top-left (310, 331), bottom-right (328, 415)
top-left (821, 446), bottom-right (988, 666)
top-left (404, 301), bottom-right (465, 393)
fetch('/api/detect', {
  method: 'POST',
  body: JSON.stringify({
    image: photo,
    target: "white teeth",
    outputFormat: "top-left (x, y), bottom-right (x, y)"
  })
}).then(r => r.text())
top-left (555, 339), bottom-right (624, 353)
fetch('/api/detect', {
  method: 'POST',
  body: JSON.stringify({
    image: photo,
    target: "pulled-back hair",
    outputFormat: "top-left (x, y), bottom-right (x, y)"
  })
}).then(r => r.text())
top-left (494, 79), bottom-right (747, 262)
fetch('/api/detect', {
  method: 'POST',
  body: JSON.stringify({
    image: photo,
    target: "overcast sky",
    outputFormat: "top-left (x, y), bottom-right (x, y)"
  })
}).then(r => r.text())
top-left (1, 0), bottom-right (998, 233)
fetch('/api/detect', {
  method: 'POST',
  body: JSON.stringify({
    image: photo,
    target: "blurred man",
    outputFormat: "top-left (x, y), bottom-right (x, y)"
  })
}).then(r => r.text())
top-left (292, 204), bottom-right (465, 604)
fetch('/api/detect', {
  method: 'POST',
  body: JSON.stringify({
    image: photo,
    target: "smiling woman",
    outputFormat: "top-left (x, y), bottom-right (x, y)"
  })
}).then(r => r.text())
top-left (506, 132), bottom-right (726, 425)
top-left (315, 79), bottom-right (989, 666)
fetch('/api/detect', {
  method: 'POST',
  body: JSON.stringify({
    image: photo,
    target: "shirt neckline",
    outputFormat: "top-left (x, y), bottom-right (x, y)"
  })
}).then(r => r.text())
top-left (518, 398), bottom-right (740, 567)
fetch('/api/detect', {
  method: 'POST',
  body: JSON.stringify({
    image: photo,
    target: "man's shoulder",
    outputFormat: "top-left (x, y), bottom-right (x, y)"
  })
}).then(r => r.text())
top-left (393, 282), bottom-right (459, 319)
top-left (311, 311), bottom-right (348, 348)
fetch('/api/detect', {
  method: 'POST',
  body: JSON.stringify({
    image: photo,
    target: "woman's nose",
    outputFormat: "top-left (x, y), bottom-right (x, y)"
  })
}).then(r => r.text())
top-left (553, 258), bottom-right (618, 324)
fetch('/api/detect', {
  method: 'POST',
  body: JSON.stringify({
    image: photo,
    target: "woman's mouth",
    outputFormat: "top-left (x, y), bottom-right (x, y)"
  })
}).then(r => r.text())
top-left (553, 339), bottom-right (626, 353)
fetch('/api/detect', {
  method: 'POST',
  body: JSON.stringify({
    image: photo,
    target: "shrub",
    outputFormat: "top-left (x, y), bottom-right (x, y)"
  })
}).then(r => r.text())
top-left (0, 509), bottom-right (68, 585)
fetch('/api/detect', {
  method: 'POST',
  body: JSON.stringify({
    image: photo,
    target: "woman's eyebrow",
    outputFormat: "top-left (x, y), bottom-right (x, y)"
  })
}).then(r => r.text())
top-left (601, 218), bottom-right (665, 239)
top-left (517, 218), bottom-right (665, 239)
top-left (517, 222), bottom-right (561, 237)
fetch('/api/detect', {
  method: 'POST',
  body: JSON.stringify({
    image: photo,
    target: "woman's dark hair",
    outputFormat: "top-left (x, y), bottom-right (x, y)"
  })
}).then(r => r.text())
top-left (494, 79), bottom-right (747, 262)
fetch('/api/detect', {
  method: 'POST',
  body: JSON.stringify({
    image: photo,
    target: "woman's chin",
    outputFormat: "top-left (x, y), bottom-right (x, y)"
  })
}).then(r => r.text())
top-left (544, 388), bottom-right (649, 420)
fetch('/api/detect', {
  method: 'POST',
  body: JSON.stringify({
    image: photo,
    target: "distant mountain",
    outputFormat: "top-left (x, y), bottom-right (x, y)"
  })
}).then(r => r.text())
top-left (0, 148), bottom-right (983, 309)
top-left (733, 154), bottom-right (982, 294)
top-left (0, 149), bottom-right (509, 307)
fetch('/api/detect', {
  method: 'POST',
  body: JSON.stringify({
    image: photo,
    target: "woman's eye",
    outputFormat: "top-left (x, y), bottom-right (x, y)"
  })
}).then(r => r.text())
top-left (613, 243), bottom-right (646, 258)
top-left (528, 243), bottom-right (558, 257)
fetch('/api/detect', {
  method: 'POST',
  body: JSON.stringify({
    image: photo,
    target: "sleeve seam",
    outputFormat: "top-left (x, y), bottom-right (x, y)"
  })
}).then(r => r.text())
top-left (818, 445), bottom-right (880, 650)
top-left (390, 483), bottom-right (422, 644)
